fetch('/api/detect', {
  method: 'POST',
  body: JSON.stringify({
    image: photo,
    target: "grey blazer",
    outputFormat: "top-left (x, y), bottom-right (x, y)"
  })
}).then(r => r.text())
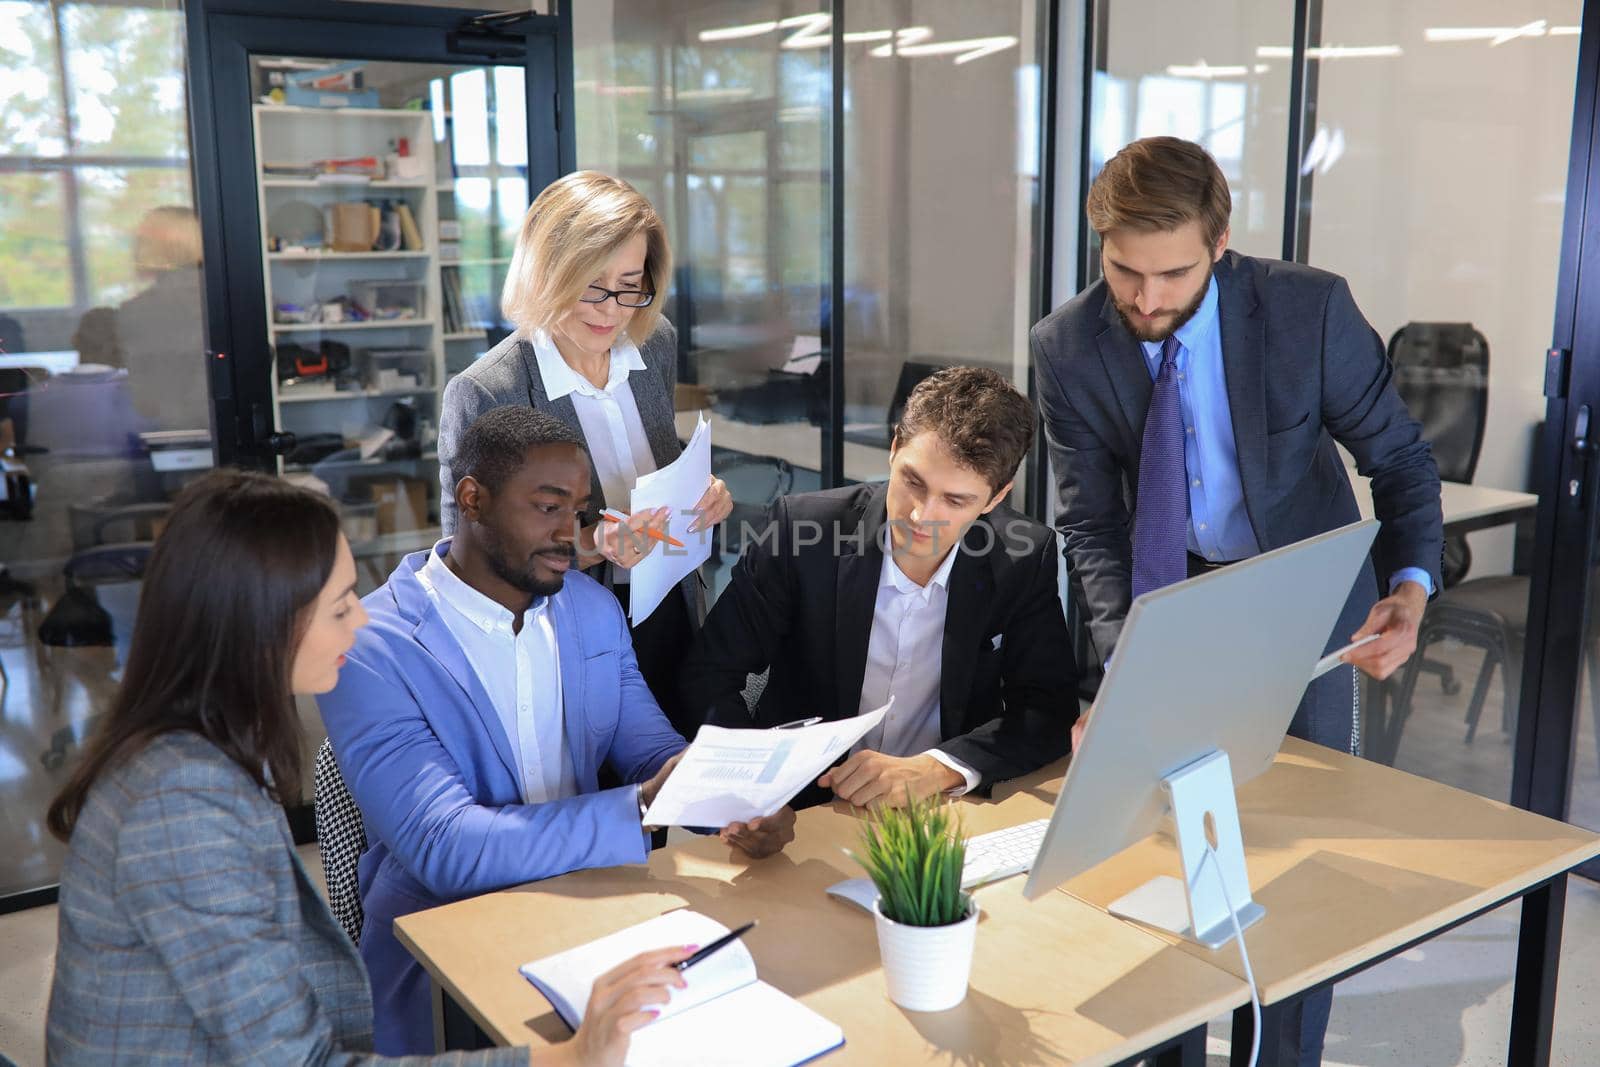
top-left (438, 318), bottom-right (703, 621)
top-left (46, 731), bottom-right (521, 1066)
top-left (1032, 250), bottom-right (1443, 660)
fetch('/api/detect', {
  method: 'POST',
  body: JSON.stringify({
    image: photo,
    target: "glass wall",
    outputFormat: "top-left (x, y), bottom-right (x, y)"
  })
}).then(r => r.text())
top-left (1088, 0), bottom-right (1294, 270)
top-left (573, 1), bottom-right (1052, 593)
top-left (574, 1), bottom-right (831, 588)
top-left (0, 0), bottom-right (205, 901)
top-left (1301, 3), bottom-right (1579, 808)
top-left (840, 0), bottom-right (1042, 496)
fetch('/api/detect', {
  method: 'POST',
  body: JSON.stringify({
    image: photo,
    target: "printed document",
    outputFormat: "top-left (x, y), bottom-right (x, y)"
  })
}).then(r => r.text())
top-left (642, 705), bottom-right (889, 827)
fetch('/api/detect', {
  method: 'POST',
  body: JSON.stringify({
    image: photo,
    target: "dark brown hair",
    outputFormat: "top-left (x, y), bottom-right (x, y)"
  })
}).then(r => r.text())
top-left (1086, 136), bottom-right (1232, 247)
top-left (894, 366), bottom-right (1034, 493)
top-left (47, 469), bottom-right (342, 841)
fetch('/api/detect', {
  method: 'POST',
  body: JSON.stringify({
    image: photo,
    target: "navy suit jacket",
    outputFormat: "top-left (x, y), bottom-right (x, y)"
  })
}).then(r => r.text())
top-left (317, 552), bottom-right (685, 1054)
top-left (1032, 250), bottom-right (1444, 660)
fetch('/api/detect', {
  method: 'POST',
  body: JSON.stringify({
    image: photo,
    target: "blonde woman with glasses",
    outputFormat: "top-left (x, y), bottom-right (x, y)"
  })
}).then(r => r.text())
top-left (439, 172), bottom-right (730, 738)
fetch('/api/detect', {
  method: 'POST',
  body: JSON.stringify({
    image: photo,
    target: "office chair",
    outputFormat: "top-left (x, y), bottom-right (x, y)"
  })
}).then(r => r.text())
top-left (314, 737), bottom-right (368, 947)
top-left (884, 360), bottom-right (945, 444)
top-left (1383, 573), bottom-right (1600, 776)
top-left (1386, 323), bottom-right (1490, 702)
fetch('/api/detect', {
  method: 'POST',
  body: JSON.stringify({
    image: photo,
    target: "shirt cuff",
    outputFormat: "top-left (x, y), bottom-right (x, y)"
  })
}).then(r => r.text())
top-left (1389, 567), bottom-right (1435, 597)
top-left (925, 749), bottom-right (981, 797)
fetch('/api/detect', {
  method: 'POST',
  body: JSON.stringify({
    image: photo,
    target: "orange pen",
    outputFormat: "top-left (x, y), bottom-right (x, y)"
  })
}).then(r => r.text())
top-left (600, 507), bottom-right (685, 548)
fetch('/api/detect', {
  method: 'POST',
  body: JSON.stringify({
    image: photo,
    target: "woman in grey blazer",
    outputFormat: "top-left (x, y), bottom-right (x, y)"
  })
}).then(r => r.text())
top-left (45, 470), bottom-right (691, 1066)
top-left (439, 172), bottom-right (730, 739)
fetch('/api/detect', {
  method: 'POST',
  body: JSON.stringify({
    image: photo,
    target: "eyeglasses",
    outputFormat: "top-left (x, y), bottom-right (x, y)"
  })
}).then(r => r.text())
top-left (579, 285), bottom-right (655, 309)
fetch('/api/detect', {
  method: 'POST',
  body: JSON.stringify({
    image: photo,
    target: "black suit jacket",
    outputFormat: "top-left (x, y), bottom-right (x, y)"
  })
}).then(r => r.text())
top-left (1031, 250), bottom-right (1444, 660)
top-left (680, 484), bottom-right (1080, 806)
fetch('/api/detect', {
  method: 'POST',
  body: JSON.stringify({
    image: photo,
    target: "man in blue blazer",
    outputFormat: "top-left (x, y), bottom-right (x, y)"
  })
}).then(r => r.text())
top-left (319, 407), bottom-right (795, 1055)
top-left (1033, 137), bottom-right (1443, 1067)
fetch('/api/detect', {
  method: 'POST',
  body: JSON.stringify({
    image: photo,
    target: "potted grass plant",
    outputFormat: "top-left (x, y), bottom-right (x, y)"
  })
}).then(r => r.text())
top-left (851, 791), bottom-right (978, 1012)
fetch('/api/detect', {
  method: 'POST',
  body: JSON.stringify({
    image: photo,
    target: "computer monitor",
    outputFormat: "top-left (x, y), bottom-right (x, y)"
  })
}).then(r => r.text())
top-left (1022, 519), bottom-right (1380, 913)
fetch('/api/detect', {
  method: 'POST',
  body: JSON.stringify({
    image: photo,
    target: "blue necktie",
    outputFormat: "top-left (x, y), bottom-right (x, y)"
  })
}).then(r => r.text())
top-left (1132, 335), bottom-right (1188, 600)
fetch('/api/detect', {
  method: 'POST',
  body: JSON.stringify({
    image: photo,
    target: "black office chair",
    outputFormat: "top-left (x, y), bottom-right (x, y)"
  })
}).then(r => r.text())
top-left (884, 360), bottom-right (945, 443)
top-left (1387, 323), bottom-right (1490, 701)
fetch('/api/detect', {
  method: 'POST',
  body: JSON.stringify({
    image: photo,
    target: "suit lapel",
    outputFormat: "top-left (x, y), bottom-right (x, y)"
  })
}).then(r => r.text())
top-left (1095, 294), bottom-right (1154, 456)
top-left (628, 366), bottom-right (681, 471)
top-left (835, 488), bottom-right (886, 721)
top-left (1215, 252), bottom-right (1270, 547)
top-left (938, 525), bottom-right (990, 739)
top-left (548, 592), bottom-right (595, 787)
top-left (411, 611), bottom-right (521, 784)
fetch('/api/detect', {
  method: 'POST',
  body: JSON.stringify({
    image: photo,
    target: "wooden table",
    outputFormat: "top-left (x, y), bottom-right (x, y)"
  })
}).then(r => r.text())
top-left (1063, 737), bottom-right (1600, 1066)
top-left (396, 768), bottom-right (1248, 1067)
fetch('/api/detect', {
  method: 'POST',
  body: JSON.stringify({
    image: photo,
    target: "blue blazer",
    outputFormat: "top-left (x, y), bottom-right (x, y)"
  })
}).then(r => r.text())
top-left (47, 730), bottom-right (521, 1066)
top-left (318, 548), bottom-right (686, 1054)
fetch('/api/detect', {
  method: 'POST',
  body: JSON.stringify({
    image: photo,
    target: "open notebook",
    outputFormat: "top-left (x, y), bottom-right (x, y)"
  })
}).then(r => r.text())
top-left (520, 910), bottom-right (843, 1067)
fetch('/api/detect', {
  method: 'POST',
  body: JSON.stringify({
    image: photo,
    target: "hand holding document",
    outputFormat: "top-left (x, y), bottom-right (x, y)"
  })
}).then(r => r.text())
top-left (626, 413), bottom-right (713, 626)
top-left (642, 705), bottom-right (890, 827)
top-left (1311, 633), bottom-right (1381, 680)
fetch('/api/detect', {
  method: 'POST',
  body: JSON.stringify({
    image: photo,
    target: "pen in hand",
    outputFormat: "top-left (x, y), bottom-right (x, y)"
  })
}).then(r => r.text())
top-left (673, 920), bottom-right (757, 972)
top-left (601, 507), bottom-right (686, 548)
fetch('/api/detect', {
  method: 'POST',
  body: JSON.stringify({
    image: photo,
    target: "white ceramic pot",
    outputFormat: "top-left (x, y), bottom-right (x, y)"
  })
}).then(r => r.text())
top-left (872, 894), bottom-right (979, 1012)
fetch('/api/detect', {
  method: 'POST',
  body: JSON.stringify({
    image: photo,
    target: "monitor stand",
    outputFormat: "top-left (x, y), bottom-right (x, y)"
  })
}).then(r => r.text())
top-left (1107, 749), bottom-right (1264, 950)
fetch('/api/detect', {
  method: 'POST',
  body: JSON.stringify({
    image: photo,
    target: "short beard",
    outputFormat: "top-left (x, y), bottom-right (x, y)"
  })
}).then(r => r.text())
top-left (480, 526), bottom-right (573, 598)
top-left (1114, 267), bottom-right (1212, 342)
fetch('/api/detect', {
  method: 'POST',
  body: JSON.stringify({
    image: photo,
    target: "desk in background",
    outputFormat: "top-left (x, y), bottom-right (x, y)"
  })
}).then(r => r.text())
top-left (397, 770), bottom-right (1247, 1067)
top-left (1350, 473), bottom-right (1536, 537)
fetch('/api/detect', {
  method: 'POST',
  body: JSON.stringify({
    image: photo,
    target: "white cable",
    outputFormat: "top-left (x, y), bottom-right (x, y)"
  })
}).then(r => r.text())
top-left (1201, 842), bottom-right (1261, 1067)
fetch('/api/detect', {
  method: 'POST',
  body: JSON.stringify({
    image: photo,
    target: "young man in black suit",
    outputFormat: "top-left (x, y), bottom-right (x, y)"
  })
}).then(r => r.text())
top-left (681, 366), bottom-right (1079, 809)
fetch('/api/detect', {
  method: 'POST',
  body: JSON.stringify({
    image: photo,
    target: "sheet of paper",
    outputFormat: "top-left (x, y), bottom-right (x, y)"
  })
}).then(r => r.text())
top-left (627, 412), bottom-right (713, 626)
top-left (626, 980), bottom-right (844, 1067)
top-left (642, 706), bottom-right (889, 827)
top-left (780, 334), bottom-right (823, 375)
top-left (1311, 633), bottom-right (1381, 680)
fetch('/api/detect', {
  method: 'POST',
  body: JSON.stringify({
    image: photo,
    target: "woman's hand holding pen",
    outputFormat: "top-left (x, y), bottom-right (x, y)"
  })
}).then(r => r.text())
top-left (539, 946), bottom-right (692, 1067)
top-left (578, 507), bottom-right (672, 570)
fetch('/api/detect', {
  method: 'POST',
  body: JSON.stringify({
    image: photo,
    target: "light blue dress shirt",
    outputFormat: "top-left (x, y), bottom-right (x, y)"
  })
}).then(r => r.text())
top-left (1141, 275), bottom-right (1432, 595)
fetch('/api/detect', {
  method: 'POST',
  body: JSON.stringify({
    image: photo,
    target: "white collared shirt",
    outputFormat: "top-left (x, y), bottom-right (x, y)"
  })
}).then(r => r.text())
top-left (417, 541), bottom-right (577, 804)
top-left (532, 329), bottom-right (656, 584)
top-left (852, 544), bottom-right (980, 795)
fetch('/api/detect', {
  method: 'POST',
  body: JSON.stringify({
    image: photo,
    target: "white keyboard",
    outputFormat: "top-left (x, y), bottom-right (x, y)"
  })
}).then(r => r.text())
top-left (961, 818), bottom-right (1050, 889)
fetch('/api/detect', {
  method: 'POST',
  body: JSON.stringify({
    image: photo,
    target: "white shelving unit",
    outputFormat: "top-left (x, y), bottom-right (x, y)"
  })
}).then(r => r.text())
top-left (251, 102), bottom-right (444, 542)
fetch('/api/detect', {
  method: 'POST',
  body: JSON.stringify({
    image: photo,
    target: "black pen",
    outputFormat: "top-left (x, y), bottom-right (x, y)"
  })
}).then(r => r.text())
top-left (674, 921), bottom-right (757, 972)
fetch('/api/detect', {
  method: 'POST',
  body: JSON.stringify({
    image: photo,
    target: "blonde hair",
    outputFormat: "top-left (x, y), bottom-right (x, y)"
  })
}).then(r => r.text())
top-left (133, 206), bottom-right (202, 274)
top-left (1086, 137), bottom-right (1232, 247)
top-left (501, 171), bottom-right (671, 343)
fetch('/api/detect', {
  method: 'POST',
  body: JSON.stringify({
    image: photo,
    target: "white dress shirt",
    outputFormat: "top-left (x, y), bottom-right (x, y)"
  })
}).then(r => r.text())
top-left (532, 329), bottom-right (657, 585)
top-left (851, 545), bottom-right (980, 795)
top-left (417, 542), bottom-right (577, 804)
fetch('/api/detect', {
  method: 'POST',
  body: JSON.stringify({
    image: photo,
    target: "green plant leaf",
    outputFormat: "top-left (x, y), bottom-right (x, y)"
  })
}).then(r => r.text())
top-left (851, 790), bottom-right (967, 926)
